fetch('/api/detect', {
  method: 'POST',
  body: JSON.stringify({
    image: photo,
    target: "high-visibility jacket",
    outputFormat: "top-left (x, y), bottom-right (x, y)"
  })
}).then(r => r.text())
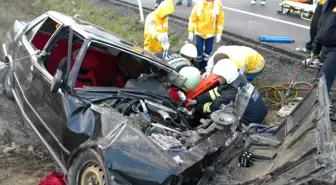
top-left (188, 0), bottom-right (225, 39)
top-left (155, 51), bottom-right (200, 69)
top-left (144, 0), bottom-right (174, 53)
top-left (155, 51), bottom-right (192, 71)
top-left (205, 46), bottom-right (265, 74)
top-left (195, 83), bottom-right (268, 125)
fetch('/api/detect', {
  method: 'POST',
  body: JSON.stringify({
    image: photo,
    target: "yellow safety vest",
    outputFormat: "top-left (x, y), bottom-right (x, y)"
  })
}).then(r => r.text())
top-left (144, 0), bottom-right (174, 53)
top-left (188, 0), bottom-right (225, 39)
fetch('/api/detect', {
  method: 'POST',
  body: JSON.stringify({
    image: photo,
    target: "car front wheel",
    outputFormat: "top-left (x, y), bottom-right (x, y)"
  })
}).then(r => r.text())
top-left (67, 148), bottom-right (108, 185)
top-left (3, 68), bottom-right (14, 99)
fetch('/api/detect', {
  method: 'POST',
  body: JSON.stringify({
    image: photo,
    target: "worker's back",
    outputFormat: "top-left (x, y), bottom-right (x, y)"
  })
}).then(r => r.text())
top-left (217, 46), bottom-right (264, 73)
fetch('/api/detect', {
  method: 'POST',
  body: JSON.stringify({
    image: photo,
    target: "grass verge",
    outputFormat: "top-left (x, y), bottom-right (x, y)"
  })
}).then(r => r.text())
top-left (33, 0), bottom-right (185, 52)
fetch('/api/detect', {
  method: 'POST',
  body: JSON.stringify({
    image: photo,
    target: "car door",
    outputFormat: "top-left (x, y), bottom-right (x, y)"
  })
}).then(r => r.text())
top-left (13, 16), bottom-right (67, 155)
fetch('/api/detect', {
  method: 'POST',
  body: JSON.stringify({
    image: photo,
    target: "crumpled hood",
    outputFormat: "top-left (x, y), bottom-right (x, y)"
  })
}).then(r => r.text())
top-left (154, 0), bottom-right (175, 19)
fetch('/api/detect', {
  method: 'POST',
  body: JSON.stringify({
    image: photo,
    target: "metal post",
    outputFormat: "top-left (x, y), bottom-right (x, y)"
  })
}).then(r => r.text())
top-left (137, 0), bottom-right (145, 24)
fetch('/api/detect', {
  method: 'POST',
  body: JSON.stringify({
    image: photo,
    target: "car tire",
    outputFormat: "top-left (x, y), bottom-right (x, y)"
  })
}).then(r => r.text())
top-left (67, 148), bottom-right (108, 185)
top-left (3, 68), bottom-right (14, 100)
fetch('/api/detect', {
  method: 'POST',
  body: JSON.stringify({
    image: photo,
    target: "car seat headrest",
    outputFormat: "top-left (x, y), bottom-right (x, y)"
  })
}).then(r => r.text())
top-left (80, 53), bottom-right (99, 69)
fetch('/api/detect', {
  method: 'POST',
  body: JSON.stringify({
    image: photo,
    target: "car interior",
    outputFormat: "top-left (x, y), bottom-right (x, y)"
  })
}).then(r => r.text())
top-left (28, 17), bottom-right (154, 89)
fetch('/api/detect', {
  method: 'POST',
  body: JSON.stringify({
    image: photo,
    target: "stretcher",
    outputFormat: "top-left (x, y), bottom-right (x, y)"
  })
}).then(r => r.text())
top-left (185, 73), bottom-right (219, 108)
top-left (277, 0), bottom-right (318, 21)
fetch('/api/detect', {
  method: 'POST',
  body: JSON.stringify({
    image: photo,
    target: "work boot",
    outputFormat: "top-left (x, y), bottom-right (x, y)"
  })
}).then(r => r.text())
top-left (176, 2), bottom-right (182, 5)
top-left (261, 0), bottom-right (266, 5)
top-left (251, 0), bottom-right (256, 5)
top-left (187, 2), bottom-right (192, 7)
top-left (295, 46), bottom-right (311, 53)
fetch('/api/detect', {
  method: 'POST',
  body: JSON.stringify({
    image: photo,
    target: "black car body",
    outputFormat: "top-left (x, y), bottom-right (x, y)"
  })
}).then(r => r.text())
top-left (1, 11), bottom-right (336, 185)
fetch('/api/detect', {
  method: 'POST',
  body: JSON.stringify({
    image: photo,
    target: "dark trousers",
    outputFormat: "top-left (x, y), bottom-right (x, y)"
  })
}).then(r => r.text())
top-left (195, 35), bottom-right (215, 72)
top-left (317, 47), bottom-right (336, 94)
top-left (156, 0), bottom-right (162, 4)
top-left (305, 4), bottom-right (323, 50)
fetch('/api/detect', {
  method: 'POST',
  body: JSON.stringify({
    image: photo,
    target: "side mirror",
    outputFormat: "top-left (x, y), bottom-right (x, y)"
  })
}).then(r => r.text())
top-left (50, 69), bottom-right (64, 93)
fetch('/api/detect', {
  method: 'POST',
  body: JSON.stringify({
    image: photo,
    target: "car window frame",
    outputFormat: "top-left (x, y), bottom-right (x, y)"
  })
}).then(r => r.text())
top-left (23, 15), bottom-right (47, 43)
top-left (44, 26), bottom-right (86, 93)
top-left (25, 15), bottom-right (64, 51)
top-left (28, 26), bottom-right (70, 87)
top-left (67, 38), bottom-right (89, 94)
top-left (21, 17), bottom-right (65, 84)
top-left (67, 38), bottom-right (174, 93)
top-left (67, 39), bottom-right (132, 93)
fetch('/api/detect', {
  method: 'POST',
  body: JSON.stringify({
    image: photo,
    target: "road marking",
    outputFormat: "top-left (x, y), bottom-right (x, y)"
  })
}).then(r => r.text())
top-left (223, 6), bottom-right (310, 30)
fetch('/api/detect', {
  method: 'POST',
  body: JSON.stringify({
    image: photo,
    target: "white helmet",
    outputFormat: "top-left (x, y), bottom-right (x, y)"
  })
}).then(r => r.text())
top-left (212, 59), bottom-right (239, 84)
top-left (179, 66), bottom-right (201, 90)
top-left (180, 43), bottom-right (197, 59)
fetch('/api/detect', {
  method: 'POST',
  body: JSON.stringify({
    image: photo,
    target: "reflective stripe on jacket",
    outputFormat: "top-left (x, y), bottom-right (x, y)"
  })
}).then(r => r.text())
top-left (205, 46), bottom-right (265, 74)
top-left (195, 83), bottom-right (268, 125)
top-left (188, 0), bottom-right (225, 39)
top-left (196, 84), bottom-right (237, 113)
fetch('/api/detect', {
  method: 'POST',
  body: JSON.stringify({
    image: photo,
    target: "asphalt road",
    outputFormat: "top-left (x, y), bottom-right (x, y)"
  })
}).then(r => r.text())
top-left (126, 0), bottom-right (312, 53)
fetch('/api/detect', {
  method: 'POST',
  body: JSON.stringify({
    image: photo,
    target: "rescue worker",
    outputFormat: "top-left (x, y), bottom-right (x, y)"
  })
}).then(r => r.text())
top-left (155, 0), bottom-right (163, 8)
top-left (202, 45), bottom-right (265, 82)
top-left (144, 0), bottom-right (174, 53)
top-left (155, 43), bottom-right (200, 69)
top-left (251, 0), bottom-right (266, 5)
top-left (154, 47), bottom-right (201, 90)
top-left (311, 0), bottom-right (336, 95)
top-left (176, 0), bottom-right (193, 7)
top-left (188, 0), bottom-right (225, 73)
top-left (296, 0), bottom-right (325, 53)
top-left (188, 59), bottom-right (268, 125)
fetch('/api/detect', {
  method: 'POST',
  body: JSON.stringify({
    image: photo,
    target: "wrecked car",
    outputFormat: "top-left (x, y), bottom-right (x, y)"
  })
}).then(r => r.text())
top-left (1, 11), bottom-right (336, 185)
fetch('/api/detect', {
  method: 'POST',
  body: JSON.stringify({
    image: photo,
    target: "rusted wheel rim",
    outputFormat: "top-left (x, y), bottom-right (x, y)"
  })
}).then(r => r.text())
top-left (80, 164), bottom-right (105, 185)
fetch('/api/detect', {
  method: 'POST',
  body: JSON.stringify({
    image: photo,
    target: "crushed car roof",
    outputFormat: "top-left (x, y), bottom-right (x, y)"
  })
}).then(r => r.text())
top-left (45, 11), bottom-right (173, 70)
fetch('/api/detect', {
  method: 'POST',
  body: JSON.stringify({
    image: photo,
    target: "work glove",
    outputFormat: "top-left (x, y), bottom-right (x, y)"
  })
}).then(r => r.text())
top-left (310, 52), bottom-right (319, 60)
top-left (188, 99), bottom-right (198, 105)
top-left (162, 42), bottom-right (170, 50)
top-left (188, 32), bottom-right (194, 41)
top-left (158, 33), bottom-right (170, 50)
top-left (216, 34), bottom-right (221, 43)
top-left (177, 90), bottom-right (186, 102)
top-left (202, 72), bottom-right (210, 79)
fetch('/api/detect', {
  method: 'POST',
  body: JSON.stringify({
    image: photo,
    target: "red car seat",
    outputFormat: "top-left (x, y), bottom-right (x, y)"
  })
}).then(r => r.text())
top-left (72, 53), bottom-right (99, 88)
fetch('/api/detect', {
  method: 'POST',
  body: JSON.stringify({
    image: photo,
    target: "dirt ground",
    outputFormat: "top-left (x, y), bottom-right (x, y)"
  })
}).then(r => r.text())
top-left (0, 1), bottom-right (52, 184)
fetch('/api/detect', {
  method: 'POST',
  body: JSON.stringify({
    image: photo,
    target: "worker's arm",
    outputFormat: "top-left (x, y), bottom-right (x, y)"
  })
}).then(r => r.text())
top-left (231, 54), bottom-right (247, 73)
top-left (205, 55), bottom-right (215, 72)
top-left (196, 86), bottom-right (221, 104)
top-left (311, 4), bottom-right (326, 55)
top-left (205, 46), bottom-right (227, 73)
top-left (239, 66), bottom-right (246, 75)
top-left (195, 87), bottom-right (237, 114)
top-left (216, 1), bottom-right (225, 35)
top-left (312, 32), bottom-right (323, 55)
top-left (188, 4), bottom-right (198, 33)
top-left (146, 17), bottom-right (159, 40)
